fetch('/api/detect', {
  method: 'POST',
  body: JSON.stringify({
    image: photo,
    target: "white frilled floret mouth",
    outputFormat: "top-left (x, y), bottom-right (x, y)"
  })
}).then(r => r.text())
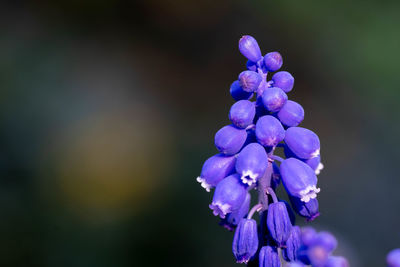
top-left (315, 162), bottom-right (324, 175)
top-left (196, 176), bottom-right (212, 192)
top-left (300, 185), bottom-right (321, 203)
top-left (240, 170), bottom-right (258, 186)
top-left (209, 202), bottom-right (231, 219)
top-left (311, 149), bottom-right (320, 158)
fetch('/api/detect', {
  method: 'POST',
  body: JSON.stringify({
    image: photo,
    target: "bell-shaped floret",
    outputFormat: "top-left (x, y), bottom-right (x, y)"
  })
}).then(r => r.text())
top-left (235, 143), bottom-right (268, 186)
top-left (289, 196), bottom-right (320, 221)
top-left (230, 80), bottom-right (253, 101)
top-left (272, 71), bottom-right (294, 93)
top-left (283, 226), bottom-right (302, 262)
top-left (232, 218), bottom-right (259, 263)
top-left (284, 127), bottom-right (320, 159)
top-left (229, 100), bottom-right (256, 128)
top-left (267, 202), bottom-right (292, 246)
top-left (264, 52), bottom-right (283, 72)
top-left (387, 249), bottom-right (400, 267)
top-left (239, 35), bottom-right (262, 62)
top-left (209, 174), bottom-right (247, 219)
top-left (261, 87), bottom-right (288, 113)
top-left (196, 153), bottom-right (236, 192)
top-left (256, 115), bottom-right (285, 147)
top-left (280, 158), bottom-right (320, 202)
top-left (277, 100), bottom-right (304, 127)
top-left (239, 70), bottom-right (262, 93)
top-left (259, 246), bottom-right (281, 267)
top-left (325, 256), bottom-right (350, 267)
top-left (215, 125), bottom-right (247, 155)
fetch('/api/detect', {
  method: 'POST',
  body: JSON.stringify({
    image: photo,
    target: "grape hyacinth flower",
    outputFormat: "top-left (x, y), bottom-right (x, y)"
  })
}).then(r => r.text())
top-left (232, 218), bottom-right (259, 263)
top-left (387, 248), bottom-right (400, 267)
top-left (196, 35), bottom-right (349, 266)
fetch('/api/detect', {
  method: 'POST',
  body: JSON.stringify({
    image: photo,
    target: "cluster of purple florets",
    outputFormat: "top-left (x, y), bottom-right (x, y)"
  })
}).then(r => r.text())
top-left (197, 35), bottom-right (349, 266)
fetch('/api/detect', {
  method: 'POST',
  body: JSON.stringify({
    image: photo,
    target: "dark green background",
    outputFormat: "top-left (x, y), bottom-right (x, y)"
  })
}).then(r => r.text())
top-left (1, 1), bottom-right (399, 266)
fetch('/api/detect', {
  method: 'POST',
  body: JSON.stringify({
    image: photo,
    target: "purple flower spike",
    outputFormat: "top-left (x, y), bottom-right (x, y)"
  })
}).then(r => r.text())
top-left (230, 80), bottom-right (253, 101)
top-left (232, 218), bottom-right (259, 263)
top-left (284, 127), bottom-right (320, 159)
top-left (235, 143), bottom-right (268, 186)
top-left (267, 202), bottom-right (292, 247)
top-left (196, 153), bottom-right (236, 192)
top-left (280, 158), bottom-right (320, 202)
top-left (277, 100), bottom-right (304, 127)
top-left (259, 246), bottom-right (281, 267)
top-left (209, 174), bottom-right (247, 219)
top-left (261, 87), bottom-right (288, 113)
top-left (229, 100), bottom-right (256, 128)
top-left (215, 125), bottom-right (247, 155)
top-left (264, 52), bottom-right (283, 72)
top-left (221, 192), bottom-right (251, 231)
top-left (283, 226), bottom-right (302, 262)
top-left (255, 115), bottom-right (285, 147)
top-left (325, 256), bottom-right (350, 267)
top-left (272, 71), bottom-right (294, 93)
top-left (239, 70), bottom-right (262, 93)
top-left (387, 249), bottom-right (400, 267)
top-left (239, 35), bottom-right (262, 63)
top-left (290, 196), bottom-right (320, 221)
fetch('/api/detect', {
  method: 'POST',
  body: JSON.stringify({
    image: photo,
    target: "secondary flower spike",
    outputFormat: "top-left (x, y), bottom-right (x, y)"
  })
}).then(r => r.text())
top-left (280, 158), bottom-right (320, 202)
top-left (196, 35), bottom-right (349, 266)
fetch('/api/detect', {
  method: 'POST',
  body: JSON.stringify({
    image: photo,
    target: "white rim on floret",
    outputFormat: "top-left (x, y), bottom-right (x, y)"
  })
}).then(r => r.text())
top-left (209, 202), bottom-right (231, 219)
top-left (311, 149), bottom-right (320, 158)
top-left (196, 176), bottom-right (212, 192)
top-left (315, 162), bottom-right (324, 175)
top-left (300, 185), bottom-right (321, 203)
top-left (240, 170), bottom-right (258, 186)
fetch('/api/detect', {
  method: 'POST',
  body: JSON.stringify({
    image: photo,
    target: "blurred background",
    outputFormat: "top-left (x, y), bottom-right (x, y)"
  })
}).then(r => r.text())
top-left (0, 1), bottom-right (399, 266)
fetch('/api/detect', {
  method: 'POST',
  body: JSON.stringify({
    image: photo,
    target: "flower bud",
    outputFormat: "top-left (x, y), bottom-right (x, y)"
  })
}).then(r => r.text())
top-left (280, 158), bottom-right (320, 202)
top-left (284, 127), bottom-right (320, 159)
top-left (307, 245), bottom-right (329, 267)
top-left (272, 71), bottom-right (294, 93)
top-left (196, 153), bottom-right (236, 192)
top-left (215, 125), bottom-right (247, 155)
top-left (239, 35), bottom-right (262, 62)
top-left (209, 174), bottom-right (247, 218)
top-left (230, 80), bottom-right (253, 101)
top-left (277, 100), bottom-right (304, 127)
top-left (259, 246), bottom-right (281, 267)
top-left (255, 115), bottom-right (285, 147)
top-left (325, 256), bottom-right (349, 267)
top-left (235, 143), bottom-right (268, 186)
top-left (229, 100), bottom-right (256, 128)
top-left (264, 52), bottom-right (283, 72)
top-left (239, 70), bottom-right (262, 92)
top-left (289, 196), bottom-right (320, 221)
top-left (283, 226), bottom-right (302, 262)
top-left (221, 192), bottom-right (251, 231)
top-left (387, 249), bottom-right (400, 267)
top-left (261, 87), bottom-right (288, 113)
top-left (267, 202), bottom-right (292, 246)
top-left (232, 218), bottom-right (259, 263)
